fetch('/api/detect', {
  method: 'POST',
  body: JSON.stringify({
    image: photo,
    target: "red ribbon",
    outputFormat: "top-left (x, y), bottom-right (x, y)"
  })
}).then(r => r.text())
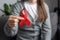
top-left (19, 7), bottom-right (30, 28)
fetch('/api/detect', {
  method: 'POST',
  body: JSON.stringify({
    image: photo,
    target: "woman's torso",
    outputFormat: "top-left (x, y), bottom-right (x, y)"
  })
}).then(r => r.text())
top-left (15, 2), bottom-right (42, 40)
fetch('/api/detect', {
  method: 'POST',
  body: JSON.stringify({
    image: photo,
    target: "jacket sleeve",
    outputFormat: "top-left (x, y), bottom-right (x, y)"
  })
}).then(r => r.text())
top-left (41, 3), bottom-right (51, 40)
top-left (4, 3), bottom-right (21, 37)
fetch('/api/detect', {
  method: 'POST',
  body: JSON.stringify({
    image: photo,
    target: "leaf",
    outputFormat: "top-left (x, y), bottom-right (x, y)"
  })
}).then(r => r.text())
top-left (4, 3), bottom-right (13, 15)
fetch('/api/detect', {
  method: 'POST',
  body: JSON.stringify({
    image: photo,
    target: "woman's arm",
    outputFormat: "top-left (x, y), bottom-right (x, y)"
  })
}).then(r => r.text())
top-left (4, 3), bottom-right (21, 37)
top-left (41, 3), bottom-right (51, 40)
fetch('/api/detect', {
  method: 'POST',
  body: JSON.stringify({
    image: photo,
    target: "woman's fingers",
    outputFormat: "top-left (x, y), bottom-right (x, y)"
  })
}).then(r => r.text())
top-left (8, 15), bottom-right (24, 27)
top-left (8, 23), bottom-right (17, 27)
top-left (17, 16), bottom-right (24, 20)
top-left (8, 19), bottom-right (18, 23)
top-left (9, 15), bottom-right (24, 20)
top-left (8, 19), bottom-right (18, 27)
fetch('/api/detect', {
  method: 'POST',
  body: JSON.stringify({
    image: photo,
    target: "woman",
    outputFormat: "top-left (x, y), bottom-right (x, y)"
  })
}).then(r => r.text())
top-left (4, 0), bottom-right (51, 40)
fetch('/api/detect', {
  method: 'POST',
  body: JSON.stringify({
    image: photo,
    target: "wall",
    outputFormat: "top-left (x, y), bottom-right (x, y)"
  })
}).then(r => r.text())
top-left (45, 0), bottom-right (58, 12)
top-left (59, 0), bottom-right (60, 7)
top-left (0, 0), bottom-right (58, 12)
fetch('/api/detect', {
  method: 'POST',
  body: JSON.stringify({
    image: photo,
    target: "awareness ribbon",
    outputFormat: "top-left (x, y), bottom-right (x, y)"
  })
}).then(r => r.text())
top-left (19, 7), bottom-right (30, 28)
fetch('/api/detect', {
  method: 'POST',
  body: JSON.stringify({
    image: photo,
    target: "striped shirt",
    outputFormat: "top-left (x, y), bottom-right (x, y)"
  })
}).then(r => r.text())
top-left (4, 1), bottom-right (51, 40)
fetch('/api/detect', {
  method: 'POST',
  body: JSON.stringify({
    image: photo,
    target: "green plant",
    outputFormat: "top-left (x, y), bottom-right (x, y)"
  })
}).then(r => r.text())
top-left (4, 3), bottom-right (13, 16)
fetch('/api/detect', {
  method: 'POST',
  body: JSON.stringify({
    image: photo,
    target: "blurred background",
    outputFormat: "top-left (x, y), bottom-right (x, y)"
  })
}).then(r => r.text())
top-left (0, 0), bottom-right (59, 40)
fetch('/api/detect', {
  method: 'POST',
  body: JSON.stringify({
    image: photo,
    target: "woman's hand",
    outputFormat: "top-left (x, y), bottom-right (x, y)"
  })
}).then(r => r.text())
top-left (8, 15), bottom-right (24, 28)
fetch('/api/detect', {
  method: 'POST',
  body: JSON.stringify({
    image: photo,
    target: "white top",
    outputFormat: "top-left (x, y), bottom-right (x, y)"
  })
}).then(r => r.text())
top-left (24, 2), bottom-right (38, 21)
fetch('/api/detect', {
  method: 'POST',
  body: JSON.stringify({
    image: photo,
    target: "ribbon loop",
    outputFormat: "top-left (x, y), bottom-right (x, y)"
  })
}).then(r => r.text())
top-left (19, 7), bottom-right (30, 28)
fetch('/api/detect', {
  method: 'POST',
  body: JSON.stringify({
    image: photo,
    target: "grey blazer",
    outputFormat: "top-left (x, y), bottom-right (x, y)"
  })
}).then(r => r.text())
top-left (4, 2), bottom-right (51, 40)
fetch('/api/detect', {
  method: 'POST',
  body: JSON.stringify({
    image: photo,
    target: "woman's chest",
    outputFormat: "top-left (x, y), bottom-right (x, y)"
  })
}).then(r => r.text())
top-left (24, 2), bottom-right (38, 22)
